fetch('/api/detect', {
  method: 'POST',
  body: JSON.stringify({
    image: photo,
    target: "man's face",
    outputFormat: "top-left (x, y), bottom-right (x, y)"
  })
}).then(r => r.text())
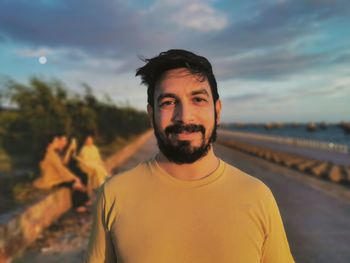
top-left (148, 68), bottom-right (221, 164)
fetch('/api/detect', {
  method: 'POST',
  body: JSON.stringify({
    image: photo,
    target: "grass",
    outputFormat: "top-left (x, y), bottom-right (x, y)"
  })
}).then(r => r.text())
top-left (0, 172), bottom-right (42, 214)
top-left (0, 148), bottom-right (12, 173)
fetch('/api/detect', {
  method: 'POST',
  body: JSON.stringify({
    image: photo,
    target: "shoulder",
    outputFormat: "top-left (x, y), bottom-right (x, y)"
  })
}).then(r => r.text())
top-left (222, 161), bottom-right (273, 199)
top-left (102, 161), bottom-right (150, 199)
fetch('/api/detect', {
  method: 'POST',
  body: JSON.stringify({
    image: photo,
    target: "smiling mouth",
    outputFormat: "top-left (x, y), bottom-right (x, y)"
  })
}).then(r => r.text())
top-left (172, 131), bottom-right (201, 139)
top-left (177, 130), bottom-right (197, 134)
top-left (165, 124), bottom-right (205, 136)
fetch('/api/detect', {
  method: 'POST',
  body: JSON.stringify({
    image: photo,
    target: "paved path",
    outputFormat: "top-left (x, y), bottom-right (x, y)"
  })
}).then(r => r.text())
top-left (14, 134), bottom-right (350, 263)
top-left (219, 129), bottom-right (350, 165)
top-left (216, 143), bottom-right (350, 263)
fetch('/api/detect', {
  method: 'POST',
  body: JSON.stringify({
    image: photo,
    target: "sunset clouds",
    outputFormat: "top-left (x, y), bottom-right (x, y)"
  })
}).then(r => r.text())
top-left (1, 0), bottom-right (349, 122)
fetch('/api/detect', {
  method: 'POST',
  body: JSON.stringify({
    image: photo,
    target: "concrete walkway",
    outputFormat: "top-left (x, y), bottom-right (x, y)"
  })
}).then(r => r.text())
top-left (13, 134), bottom-right (350, 263)
top-left (216, 143), bottom-right (350, 263)
top-left (219, 129), bottom-right (350, 166)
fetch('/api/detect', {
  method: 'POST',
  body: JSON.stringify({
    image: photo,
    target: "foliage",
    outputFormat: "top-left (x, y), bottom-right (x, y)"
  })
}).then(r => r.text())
top-left (12, 181), bottom-right (42, 203)
top-left (0, 77), bottom-right (150, 168)
top-left (0, 172), bottom-right (41, 214)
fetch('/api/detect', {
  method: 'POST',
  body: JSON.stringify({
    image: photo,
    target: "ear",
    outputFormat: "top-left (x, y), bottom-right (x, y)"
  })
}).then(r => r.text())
top-left (147, 104), bottom-right (154, 128)
top-left (215, 99), bottom-right (222, 126)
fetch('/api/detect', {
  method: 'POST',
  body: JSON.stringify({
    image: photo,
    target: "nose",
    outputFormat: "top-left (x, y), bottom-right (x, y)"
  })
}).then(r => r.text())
top-left (172, 101), bottom-right (194, 124)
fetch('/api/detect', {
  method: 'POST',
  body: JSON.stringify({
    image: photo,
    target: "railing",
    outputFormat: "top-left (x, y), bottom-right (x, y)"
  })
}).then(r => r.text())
top-left (221, 130), bottom-right (349, 154)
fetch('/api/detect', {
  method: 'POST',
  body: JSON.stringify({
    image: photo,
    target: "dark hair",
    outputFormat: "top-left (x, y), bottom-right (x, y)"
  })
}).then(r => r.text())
top-left (82, 130), bottom-right (96, 139)
top-left (37, 132), bottom-right (65, 162)
top-left (136, 49), bottom-right (219, 107)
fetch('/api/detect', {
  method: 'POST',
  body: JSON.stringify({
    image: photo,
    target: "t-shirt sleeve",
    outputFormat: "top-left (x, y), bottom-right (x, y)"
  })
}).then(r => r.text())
top-left (261, 189), bottom-right (295, 263)
top-left (85, 184), bottom-right (118, 263)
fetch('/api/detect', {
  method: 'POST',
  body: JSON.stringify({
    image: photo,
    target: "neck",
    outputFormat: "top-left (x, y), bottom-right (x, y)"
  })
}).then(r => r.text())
top-left (156, 146), bottom-right (219, 181)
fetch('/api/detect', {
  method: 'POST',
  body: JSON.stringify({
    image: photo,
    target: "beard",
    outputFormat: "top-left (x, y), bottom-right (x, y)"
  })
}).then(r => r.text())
top-left (153, 116), bottom-right (217, 164)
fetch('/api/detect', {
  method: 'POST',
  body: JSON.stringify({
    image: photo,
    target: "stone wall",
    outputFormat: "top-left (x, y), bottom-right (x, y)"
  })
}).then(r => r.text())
top-left (0, 188), bottom-right (71, 263)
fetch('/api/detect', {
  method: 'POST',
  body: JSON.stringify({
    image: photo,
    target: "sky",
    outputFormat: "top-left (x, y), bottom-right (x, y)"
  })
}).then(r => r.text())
top-left (0, 0), bottom-right (349, 123)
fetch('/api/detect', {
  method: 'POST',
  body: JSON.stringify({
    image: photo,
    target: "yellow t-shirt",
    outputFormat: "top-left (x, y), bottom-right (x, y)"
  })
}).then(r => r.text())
top-left (86, 158), bottom-right (294, 263)
top-left (79, 145), bottom-right (103, 164)
top-left (78, 144), bottom-right (108, 192)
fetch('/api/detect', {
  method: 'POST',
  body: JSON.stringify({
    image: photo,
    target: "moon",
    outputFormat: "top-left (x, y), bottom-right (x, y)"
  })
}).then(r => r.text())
top-left (39, 56), bottom-right (47, 64)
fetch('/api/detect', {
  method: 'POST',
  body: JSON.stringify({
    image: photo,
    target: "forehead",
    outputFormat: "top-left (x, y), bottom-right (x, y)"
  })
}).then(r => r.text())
top-left (155, 68), bottom-right (211, 96)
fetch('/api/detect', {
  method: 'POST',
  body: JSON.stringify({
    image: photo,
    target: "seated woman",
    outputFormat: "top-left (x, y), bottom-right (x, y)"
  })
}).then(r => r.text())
top-left (76, 135), bottom-right (109, 197)
top-left (34, 135), bottom-right (89, 212)
top-left (34, 135), bottom-right (83, 189)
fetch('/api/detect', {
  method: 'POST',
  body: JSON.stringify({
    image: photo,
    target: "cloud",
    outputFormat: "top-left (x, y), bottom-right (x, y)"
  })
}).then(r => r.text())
top-left (0, 0), bottom-right (227, 56)
top-left (214, 49), bottom-right (330, 80)
top-left (1, 0), bottom-right (349, 83)
top-left (331, 52), bottom-right (350, 65)
top-left (0, 0), bottom-right (230, 76)
top-left (0, 0), bottom-right (154, 55)
top-left (168, 2), bottom-right (228, 32)
top-left (254, 83), bottom-right (350, 107)
top-left (207, 0), bottom-right (350, 55)
top-left (219, 68), bottom-right (350, 110)
top-left (143, 0), bottom-right (228, 31)
top-left (60, 69), bottom-right (147, 109)
top-left (194, 0), bottom-right (350, 80)
top-left (13, 46), bottom-right (132, 74)
top-left (15, 47), bottom-right (55, 57)
top-left (223, 92), bottom-right (266, 102)
top-left (291, 84), bottom-right (350, 98)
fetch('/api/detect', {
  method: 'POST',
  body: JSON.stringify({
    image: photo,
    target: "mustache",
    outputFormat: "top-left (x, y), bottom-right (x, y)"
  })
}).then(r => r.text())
top-left (165, 123), bottom-right (205, 135)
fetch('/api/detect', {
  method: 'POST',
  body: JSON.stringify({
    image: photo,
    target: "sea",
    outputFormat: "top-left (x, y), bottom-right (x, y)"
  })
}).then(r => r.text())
top-left (223, 123), bottom-right (350, 149)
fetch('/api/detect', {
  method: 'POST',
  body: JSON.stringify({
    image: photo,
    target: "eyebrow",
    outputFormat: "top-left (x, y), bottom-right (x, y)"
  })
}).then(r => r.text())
top-left (191, 89), bottom-right (210, 97)
top-left (157, 93), bottom-right (177, 104)
top-left (157, 89), bottom-right (210, 103)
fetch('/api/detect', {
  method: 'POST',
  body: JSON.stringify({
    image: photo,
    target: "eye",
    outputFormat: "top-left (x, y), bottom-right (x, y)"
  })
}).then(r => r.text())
top-left (159, 99), bottom-right (176, 108)
top-left (193, 97), bottom-right (208, 104)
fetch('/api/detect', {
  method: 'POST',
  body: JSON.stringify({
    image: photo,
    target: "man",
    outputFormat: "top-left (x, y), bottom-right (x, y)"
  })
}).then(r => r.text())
top-left (85, 49), bottom-right (295, 262)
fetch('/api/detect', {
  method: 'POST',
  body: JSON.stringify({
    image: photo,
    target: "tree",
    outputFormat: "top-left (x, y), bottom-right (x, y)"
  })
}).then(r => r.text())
top-left (1, 76), bottom-right (149, 168)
